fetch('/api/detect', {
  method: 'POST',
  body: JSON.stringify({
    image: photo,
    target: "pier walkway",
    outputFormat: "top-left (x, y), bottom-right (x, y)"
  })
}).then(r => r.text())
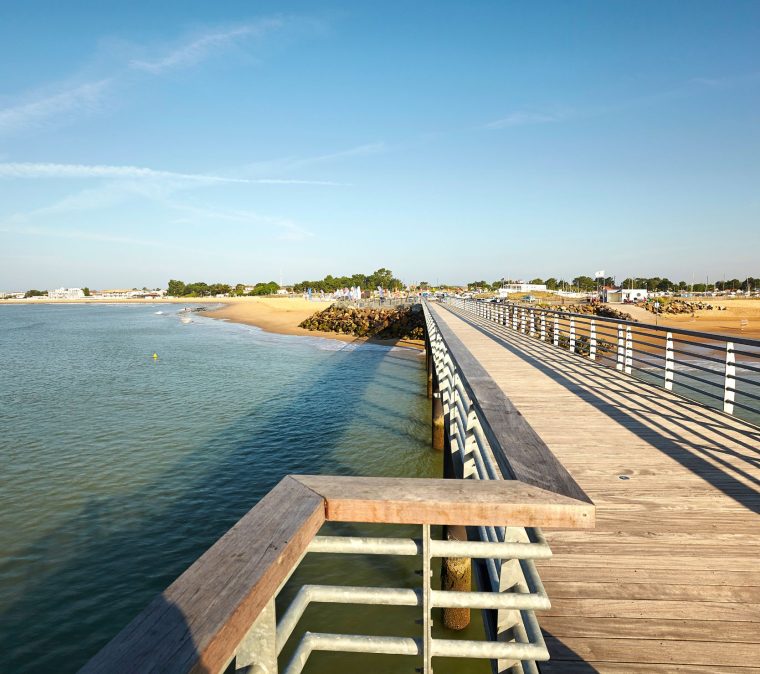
top-left (427, 301), bottom-right (760, 672)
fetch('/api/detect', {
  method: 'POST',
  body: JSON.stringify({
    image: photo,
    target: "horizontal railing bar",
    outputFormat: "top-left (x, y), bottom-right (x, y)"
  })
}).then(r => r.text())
top-left (428, 538), bottom-right (551, 560)
top-left (276, 585), bottom-right (421, 654)
top-left (673, 369), bottom-right (726, 389)
top-left (671, 379), bottom-right (725, 401)
top-left (431, 637), bottom-right (548, 660)
top-left (430, 589), bottom-right (549, 610)
top-left (284, 633), bottom-right (421, 674)
top-left (309, 536), bottom-right (420, 555)
top-left (670, 348), bottom-right (728, 365)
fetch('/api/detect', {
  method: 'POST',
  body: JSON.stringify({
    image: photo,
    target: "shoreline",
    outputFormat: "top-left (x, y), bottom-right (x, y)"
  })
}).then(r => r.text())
top-left (1, 296), bottom-right (425, 350)
top-left (197, 298), bottom-right (425, 351)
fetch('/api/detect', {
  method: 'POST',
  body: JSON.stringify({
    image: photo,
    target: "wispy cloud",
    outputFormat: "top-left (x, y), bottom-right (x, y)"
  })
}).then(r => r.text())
top-left (484, 111), bottom-right (566, 130)
top-left (128, 20), bottom-right (283, 74)
top-left (0, 224), bottom-right (169, 248)
top-left (484, 72), bottom-right (760, 131)
top-left (244, 142), bottom-right (386, 176)
top-left (0, 162), bottom-right (344, 186)
top-left (0, 16), bottom-right (308, 137)
top-left (166, 202), bottom-right (314, 241)
top-left (0, 80), bottom-right (111, 136)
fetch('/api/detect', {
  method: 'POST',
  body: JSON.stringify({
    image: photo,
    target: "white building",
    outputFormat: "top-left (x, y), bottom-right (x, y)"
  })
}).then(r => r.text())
top-left (48, 287), bottom-right (85, 299)
top-left (603, 288), bottom-right (648, 303)
top-left (499, 283), bottom-right (548, 297)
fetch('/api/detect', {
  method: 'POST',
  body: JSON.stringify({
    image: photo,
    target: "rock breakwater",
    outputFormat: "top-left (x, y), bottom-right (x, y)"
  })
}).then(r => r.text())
top-left (299, 304), bottom-right (425, 339)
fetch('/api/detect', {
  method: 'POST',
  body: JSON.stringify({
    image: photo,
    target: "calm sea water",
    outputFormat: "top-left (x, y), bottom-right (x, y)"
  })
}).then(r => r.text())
top-left (0, 304), bottom-right (489, 673)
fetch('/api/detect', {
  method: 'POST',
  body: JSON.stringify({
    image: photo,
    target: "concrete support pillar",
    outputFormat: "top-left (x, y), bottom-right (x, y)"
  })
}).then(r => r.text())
top-left (440, 525), bottom-right (471, 630)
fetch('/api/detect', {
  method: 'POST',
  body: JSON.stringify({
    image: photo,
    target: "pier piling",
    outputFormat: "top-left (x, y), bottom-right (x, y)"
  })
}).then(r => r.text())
top-left (440, 525), bottom-right (471, 630)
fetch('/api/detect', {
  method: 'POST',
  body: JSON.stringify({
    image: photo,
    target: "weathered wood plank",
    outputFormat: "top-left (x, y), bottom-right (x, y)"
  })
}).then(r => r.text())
top-left (294, 474), bottom-right (594, 528)
top-left (544, 636), bottom-right (760, 666)
top-left (82, 476), bottom-right (325, 674)
top-left (427, 302), bottom-right (760, 669)
top-left (541, 616), bottom-right (760, 642)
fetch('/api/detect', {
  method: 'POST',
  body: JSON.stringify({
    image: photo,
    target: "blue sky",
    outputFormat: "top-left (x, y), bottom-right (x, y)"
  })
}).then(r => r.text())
top-left (1, 1), bottom-right (758, 289)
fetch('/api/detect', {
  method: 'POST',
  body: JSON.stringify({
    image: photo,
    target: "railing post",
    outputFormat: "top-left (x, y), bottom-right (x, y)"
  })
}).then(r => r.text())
top-left (529, 311), bottom-right (535, 338)
top-left (625, 326), bottom-right (633, 375)
top-left (589, 320), bottom-right (596, 360)
top-left (513, 307), bottom-right (518, 331)
top-left (553, 316), bottom-right (559, 347)
top-left (540, 314), bottom-right (546, 341)
top-left (616, 325), bottom-right (624, 371)
top-left (422, 523), bottom-right (432, 674)
top-left (235, 597), bottom-right (277, 674)
top-left (724, 342), bottom-right (736, 414)
top-left (569, 318), bottom-right (576, 353)
top-left (665, 332), bottom-right (674, 390)
top-left (521, 308), bottom-right (526, 334)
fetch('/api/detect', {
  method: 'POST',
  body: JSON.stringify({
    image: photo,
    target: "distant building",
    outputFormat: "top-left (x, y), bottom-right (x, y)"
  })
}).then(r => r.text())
top-left (48, 287), bottom-right (85, 299)
top-left (0, 291), bottom-right (25, 299)
top-left (603, 288), bottom-right (648, 303)
top-left (499, 283), bottom-right (548, 297)
top-left (95, 289), bottom-right (135, 299)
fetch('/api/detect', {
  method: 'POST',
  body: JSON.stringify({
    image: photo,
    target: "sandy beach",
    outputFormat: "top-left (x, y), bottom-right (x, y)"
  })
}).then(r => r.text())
top-left (199, 297), bottom-right (425, 350)
top-left (617, 299), bottom-right (760, 340)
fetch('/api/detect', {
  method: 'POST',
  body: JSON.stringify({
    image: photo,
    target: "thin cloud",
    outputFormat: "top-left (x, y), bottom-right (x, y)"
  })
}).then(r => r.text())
top-left (129, 20), bottom-right (283, 74)
top-left (244, 142), bottom-right (386, 176)
top-left (0, 224), bottom-right (167, 248)
top-left (0, 162), bottom-right (343, 186)
top-left (165, 202), bottom-right (314, 241)
top-left (484, 111), bottom-right (565, 129)
top-left (0, 80), bottom-right (111, 136)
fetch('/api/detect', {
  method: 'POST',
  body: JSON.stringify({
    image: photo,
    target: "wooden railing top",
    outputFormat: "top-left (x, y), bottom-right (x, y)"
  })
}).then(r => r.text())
top-left (82, 475), bottom-right (593, 674)
top-left (426, 302), bottom-right (593, 505)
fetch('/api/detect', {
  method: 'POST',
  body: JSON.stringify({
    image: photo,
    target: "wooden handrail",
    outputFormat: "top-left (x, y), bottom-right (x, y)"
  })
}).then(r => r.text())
top-left (82, 475), bottom-right (593, 673)
top-left (426, 303), bottom-right (593, 505)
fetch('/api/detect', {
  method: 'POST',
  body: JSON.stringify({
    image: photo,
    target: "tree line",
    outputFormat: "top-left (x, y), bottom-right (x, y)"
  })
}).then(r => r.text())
top-left (167, 280), bottom-right (280, 297)
top-left (465, 275), bottom-right (759, 293)
top-left (291, 268), bottom-right (403, 293)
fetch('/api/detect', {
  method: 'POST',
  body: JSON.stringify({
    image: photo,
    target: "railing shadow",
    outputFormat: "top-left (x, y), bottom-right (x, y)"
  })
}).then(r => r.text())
top-left (445, 306), bottom-right (760, 514)
top-left (0, 343), bottom-right (428, 673)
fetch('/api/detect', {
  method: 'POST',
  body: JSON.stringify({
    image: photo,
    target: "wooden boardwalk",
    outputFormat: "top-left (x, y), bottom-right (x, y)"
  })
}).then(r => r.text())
top-left (428, 302), bottom-right (760, 673)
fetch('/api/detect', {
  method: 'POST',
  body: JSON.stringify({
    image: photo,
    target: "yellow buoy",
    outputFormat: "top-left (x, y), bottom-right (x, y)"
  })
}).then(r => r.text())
top-left (152, 353), bottom-right (158, 360)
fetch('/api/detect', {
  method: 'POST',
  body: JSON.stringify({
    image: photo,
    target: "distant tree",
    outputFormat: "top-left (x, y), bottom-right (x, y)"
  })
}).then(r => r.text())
top-left (167, 279), bottom-right (186, 296)
top-left (251, 281), bottom-right (280, 295)
top-left (545, 278), bottom-right (558, 290)
top-left (529, 278), bottom-right (544, 285)
top-left (572, 276), bottom-right (595, 292)
top-left (83, 287), bottom-right (91, 296)
top-left (24, 289), bottom-right (47, 298)
top-left (419, 281), bottom-right (429, 289)
top-left (467, 281), bottom-right (488, 291)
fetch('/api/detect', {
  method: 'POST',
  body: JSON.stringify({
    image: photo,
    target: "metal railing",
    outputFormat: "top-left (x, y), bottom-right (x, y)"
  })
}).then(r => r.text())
top-left (444, 297), bottom-right (760, 420)
top-left (83, 474), bottom-right (592, 674)
top-left (421, 303), bottom-right (594, 673)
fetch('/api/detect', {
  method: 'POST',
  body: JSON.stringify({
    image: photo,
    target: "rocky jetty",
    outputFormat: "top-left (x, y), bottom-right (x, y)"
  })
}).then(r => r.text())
top-left (639, 299), bottom-right (720, 314)
top-left (299, 304), bottom-right (425, 339)
top-left (537, 303), bottom-right (635, 322)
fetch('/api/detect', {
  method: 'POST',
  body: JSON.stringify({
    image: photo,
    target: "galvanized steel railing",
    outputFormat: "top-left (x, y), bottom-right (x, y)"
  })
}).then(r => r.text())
top-left (444, 297), bottom-right (760, 420)
top-left (83, 473), bottom-right (592, 674)
top-left (423, 303), bottom-right (559, 673)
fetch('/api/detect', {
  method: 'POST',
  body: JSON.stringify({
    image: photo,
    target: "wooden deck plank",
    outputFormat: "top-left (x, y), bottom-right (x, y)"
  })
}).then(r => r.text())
top-left (427, 303), bottom-right (760, 669)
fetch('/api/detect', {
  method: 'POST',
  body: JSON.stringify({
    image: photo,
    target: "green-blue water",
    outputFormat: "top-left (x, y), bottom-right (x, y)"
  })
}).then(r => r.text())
top-left (0, 304), bottom-right (487, 673)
